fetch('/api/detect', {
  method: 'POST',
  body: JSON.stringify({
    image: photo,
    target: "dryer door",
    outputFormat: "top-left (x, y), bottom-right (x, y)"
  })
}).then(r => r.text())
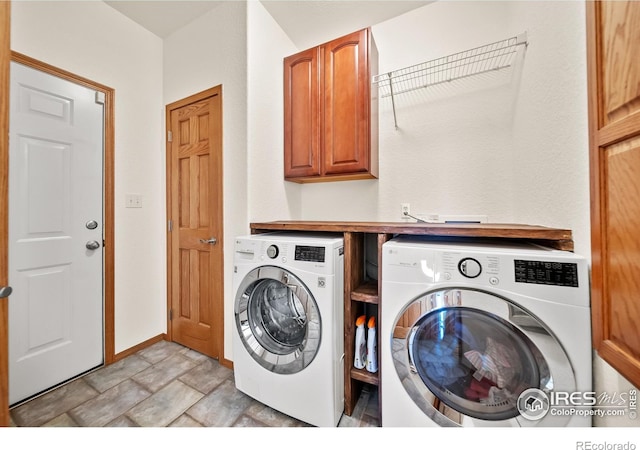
top-left (391, 288), bottom-right (576, 426)
top-left (234, 265), bottom-right (321, 374)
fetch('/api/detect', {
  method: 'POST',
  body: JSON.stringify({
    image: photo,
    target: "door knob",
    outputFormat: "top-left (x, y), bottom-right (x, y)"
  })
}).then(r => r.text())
top-left (199, 237), bottom-right (217, 245)
top-left (86, 240), bottom-right (101, 250)
top-left (0, 286), bottom-right (12, 298)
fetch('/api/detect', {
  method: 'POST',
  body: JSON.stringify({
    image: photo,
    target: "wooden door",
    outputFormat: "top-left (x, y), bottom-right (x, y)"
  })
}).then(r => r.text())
top-left (167, 87), bottom-right (223, 359)
top-left (284, 47), bottom-right (321, 180)
top-left (0, 0), bottom-right (11, 427)
top-left (323, 28), bottom-right (375, 177)
top-left (587, 1), bottom-right (640, 388)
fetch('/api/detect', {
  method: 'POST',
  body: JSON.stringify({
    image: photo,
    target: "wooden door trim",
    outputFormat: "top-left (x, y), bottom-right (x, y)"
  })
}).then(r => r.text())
top-left (9, 52), bottom-right (116, 366)
top-left (165, 86), bottom-right (225, 363)
top-left (1, 0), bottom-right (11, 428)
top-left (586, 0), bottom-right (604, 351)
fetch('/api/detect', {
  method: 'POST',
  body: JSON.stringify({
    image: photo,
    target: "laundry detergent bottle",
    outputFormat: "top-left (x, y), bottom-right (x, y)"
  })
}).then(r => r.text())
top-left (366, 316), bottom-right (378, 373)
top-left (354, 315), bottom-right (367, 369)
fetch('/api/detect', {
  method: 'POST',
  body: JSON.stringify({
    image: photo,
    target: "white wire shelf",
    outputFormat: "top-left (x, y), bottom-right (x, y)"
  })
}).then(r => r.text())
top-left (372, 33), bottom-right (528, 128)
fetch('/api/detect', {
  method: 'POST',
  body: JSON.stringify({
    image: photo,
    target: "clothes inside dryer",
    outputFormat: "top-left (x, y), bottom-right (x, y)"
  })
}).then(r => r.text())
top-left (408, 306), bottom-right (543, 421)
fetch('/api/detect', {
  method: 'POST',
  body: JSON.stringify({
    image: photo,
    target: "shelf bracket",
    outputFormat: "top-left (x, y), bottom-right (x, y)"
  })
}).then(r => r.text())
top-left (388, 72), bottom-right (399, 130)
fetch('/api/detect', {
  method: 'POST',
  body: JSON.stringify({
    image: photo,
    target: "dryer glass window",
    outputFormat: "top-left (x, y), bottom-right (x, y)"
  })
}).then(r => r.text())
top-left (389, 285), bottom-right (576, 426)
top-left (408, 306), bottom-right (542, 421)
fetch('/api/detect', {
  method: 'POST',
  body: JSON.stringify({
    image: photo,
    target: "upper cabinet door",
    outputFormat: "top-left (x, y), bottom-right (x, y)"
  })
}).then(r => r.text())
top-left (599, 3), bottom-right (640, 127)
top-left (588, 1), bottom-right (640, 389)
top-left (283, 28), bottom-right (378, 183)
top-left (284, 47), bottom-right (321, 179)
top-left (323, 28), bottom-right (372, 176)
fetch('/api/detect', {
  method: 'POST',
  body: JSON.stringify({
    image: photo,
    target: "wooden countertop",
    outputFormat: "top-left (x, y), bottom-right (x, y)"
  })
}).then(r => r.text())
top-left (250, 221), bottom-right (574, 251)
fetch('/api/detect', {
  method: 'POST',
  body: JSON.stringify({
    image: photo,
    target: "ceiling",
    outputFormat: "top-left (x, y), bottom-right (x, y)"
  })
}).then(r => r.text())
top-left (104, 1), bottom-right (431, 47)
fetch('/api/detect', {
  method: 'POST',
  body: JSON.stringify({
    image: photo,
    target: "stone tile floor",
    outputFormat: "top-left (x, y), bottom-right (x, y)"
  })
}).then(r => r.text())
top-left (9, 340), bottom-right (379, 428)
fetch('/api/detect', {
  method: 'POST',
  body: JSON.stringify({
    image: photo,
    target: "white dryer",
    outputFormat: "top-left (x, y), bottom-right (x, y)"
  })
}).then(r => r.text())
top-left (381, 237), bottom-right (592, 427)
top-left (232, 233), bottom-right (344, 427)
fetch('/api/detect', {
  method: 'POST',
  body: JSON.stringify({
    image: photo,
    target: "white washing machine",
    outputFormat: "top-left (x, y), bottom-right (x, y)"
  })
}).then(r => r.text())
top-left (232, 232), bottom-right (344, 427)
top-left (381, 236), bottom-right (592, 427)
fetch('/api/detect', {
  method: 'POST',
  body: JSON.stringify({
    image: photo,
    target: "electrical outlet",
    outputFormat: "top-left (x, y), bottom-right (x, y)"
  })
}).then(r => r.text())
top-left (401, 203), bottom-right (410, 219)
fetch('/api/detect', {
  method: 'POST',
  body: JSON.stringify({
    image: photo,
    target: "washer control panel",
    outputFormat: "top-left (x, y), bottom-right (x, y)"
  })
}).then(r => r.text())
top-left (295, 245), bottom-right (326, 263)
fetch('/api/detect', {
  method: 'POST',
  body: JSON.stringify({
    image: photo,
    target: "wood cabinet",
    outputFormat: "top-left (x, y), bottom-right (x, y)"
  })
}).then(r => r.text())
top-left (283, 28), bottom-right (378, 182)
top-left (587, 1), bottom-right (640, 388)
top-left (251, 221), bottom-right (574, 423)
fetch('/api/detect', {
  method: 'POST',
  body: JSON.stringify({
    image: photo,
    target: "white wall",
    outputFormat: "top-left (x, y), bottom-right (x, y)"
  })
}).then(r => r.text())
top-left (247, 1), bottom-right (301, 224)
top-left (11, 1), bottom-right (166, 353)
top-left (163, 0), bottom-right (248, 361)
top-left (509, 1), bottom-right (591, 259)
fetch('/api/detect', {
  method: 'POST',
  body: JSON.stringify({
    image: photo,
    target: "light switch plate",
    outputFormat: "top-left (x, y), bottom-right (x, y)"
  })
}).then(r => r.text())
top-left (125, 194), bottom-right (142, 208)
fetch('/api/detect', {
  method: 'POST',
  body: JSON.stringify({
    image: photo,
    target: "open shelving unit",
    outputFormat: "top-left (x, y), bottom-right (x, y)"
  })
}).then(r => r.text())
top-left (342, 232), bottom-right (391, 416)
top-left (372, 33), bottom-right (528, 128)
top-left (250, 220), bottom-right (573, 424)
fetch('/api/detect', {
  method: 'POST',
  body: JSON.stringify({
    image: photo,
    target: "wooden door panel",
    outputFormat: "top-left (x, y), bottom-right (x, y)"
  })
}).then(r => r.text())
top-left (324, 29), bottom-right (370, 176)
top-left (604, 136), bottom-right (640, 359)
top-left (284, 47), bottom-right (321, 178)
top-left (168, 88), bottom-right (223, 359)
top-left (588, 0), bottom-right (640, 388)
top-left (175, 249), bottom-right (212, 342)
top-left (601, 2), bottom-right (640, 125)
top-left (177, 155), bottom-right (210, 229)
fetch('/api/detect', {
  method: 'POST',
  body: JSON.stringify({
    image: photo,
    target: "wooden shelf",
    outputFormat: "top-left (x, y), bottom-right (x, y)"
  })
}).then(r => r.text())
top-left (350, 281), bottom-right (379, 304)
top-left (350, 367), bottom-right (379, 386)
top-left (250, 221), bottom-right (574, 251)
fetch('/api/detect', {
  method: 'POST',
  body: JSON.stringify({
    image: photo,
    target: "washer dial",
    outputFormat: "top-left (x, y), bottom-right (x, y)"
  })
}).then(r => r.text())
top-left (459, 257), bottom-right (482, 278)
top-left (266, 245), bottom-right (279, 259)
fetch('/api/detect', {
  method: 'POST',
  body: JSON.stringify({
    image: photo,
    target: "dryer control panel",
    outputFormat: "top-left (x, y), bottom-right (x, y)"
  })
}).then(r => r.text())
top-left (514, 260), bottom-right (579, 287)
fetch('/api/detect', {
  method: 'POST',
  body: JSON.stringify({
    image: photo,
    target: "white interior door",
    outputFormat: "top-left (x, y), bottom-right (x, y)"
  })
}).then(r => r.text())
top-left (8, 62), bottom-right (104, 405)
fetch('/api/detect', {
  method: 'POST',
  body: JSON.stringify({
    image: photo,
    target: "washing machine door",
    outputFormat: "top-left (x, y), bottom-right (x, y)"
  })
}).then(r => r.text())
top-left (391, 288), bottom-right (576, 426)
top-left (235, 265), bottom-right (321, 374)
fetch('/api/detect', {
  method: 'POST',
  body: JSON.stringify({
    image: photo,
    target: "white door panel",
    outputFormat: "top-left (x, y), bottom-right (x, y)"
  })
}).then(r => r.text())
top-left (9, 62), bottom-right (104, 404)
